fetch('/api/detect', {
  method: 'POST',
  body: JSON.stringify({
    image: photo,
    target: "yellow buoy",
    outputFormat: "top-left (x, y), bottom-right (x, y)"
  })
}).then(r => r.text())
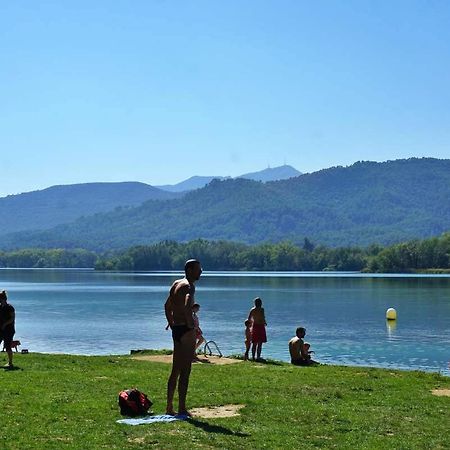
top-left (386, 308), bottom-right (397, 320)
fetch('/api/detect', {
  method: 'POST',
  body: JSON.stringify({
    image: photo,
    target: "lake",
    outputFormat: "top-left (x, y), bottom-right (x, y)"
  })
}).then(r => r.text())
top-left (1, 269), bottom-right (449, 376)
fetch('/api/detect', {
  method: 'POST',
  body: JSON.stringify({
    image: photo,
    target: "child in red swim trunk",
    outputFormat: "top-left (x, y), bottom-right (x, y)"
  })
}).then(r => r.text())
top-left (247, 297), bottom-right (267, 361)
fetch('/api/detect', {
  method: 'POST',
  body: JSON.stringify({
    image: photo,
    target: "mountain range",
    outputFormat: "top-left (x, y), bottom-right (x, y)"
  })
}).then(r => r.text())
top-left (0, 165), bottom-right (299, 235)
top-left (0, 158), bottom-right (448, 251)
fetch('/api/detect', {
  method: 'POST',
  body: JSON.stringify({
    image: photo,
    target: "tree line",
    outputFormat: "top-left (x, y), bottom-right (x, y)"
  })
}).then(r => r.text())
top-left (0, 232), bottom-right (449, 272)
top-left (0, 248), bottom-right (97, 269)
top-left (94, 233), bottom-right (450, 273)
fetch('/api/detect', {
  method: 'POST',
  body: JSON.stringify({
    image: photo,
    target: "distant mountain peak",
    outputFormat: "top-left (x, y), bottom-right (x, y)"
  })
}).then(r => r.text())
top-left (156, 165), bottom-right (301, 192)
top-left (156, 176), bottom-right (230, 192)
top-left (237, 164), bottom-right (301, 182)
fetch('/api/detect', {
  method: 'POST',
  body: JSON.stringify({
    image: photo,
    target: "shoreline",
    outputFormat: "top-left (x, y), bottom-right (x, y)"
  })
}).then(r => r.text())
top-left (2, 266), bottom-right (450, 276)
top-left (17, 349), bottom-right (450, 377)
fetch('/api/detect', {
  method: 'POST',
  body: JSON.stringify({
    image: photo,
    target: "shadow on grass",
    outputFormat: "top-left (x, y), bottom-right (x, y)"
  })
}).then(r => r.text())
top-left (188, 418), bottom-right (250, 438)
top-left (229, 354), bottom-right (285, 366)
top-left (1, 365), bottom-right (21, 371)
top-left (130, 349), bottom-right (172, 356)
top-left (193, 357), bottom-right (212, 364)
top-left (252, 358), bottom-right (284, 366)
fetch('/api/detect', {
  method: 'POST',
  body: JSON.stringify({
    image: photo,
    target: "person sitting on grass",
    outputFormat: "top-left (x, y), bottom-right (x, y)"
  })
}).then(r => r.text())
top-left (289, 327), bottom-right (316, 366)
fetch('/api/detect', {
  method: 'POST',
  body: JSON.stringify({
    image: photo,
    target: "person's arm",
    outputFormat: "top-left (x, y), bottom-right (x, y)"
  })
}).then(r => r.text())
top-left (247, 307), bottom-right (254, 321)
top-left (164, 296), bottom-right (173, 329)
top-left (181, 284), bottom-right (194, 328)
top-left (164, 284), bottom-right (176, 329)
top-left (262, 307), bottom-right (267, 326)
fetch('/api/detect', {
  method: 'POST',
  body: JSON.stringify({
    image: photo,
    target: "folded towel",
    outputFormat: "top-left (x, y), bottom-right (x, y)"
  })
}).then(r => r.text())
top-left (117, 414), bottom-right (188, 425)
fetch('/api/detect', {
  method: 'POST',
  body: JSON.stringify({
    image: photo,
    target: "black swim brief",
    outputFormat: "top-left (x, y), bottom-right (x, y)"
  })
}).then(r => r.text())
top-left (172, 325), bottom-right (193, 343)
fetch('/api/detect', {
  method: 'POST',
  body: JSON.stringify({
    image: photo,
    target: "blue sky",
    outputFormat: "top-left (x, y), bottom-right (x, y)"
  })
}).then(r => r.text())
top-left (1, 1), bottom-right (449, 196)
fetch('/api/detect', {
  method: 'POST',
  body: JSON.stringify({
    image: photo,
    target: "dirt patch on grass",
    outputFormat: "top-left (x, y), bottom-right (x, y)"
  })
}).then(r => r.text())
top-left (128, 437), bottom-right (146, 444)
top-left (190, 404), bottom-right (245, 418)
top-left (132, 354), bottom-right (242, 365)
top-left (431, 389), bottom-right (450, 397)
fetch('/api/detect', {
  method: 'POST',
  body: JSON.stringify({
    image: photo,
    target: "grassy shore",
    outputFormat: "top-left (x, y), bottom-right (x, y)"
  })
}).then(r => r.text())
top-left (1, 352), bottom-right (449, 449)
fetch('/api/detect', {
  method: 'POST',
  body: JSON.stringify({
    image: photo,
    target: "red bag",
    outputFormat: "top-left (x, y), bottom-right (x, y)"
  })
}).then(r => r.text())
top-left (118, 389), bottom-right (152, 416)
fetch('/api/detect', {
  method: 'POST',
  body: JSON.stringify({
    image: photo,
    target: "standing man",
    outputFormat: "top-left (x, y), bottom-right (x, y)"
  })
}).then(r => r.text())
top-left (164, 259), bottom-right (202, 416)
top-left (0, 290), bottom-right (16, 369)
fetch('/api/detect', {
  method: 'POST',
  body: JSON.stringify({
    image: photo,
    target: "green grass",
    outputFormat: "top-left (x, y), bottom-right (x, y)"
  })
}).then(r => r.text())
top-left (0, 352), bottom-right (449, 449)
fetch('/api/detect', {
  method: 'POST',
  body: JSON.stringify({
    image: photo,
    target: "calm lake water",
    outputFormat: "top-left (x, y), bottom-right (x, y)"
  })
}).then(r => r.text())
top-left (1, 269), bottom-right (449, 375)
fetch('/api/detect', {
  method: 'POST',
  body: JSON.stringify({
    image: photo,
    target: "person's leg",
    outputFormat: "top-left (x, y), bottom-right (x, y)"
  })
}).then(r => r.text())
top-left (195, 335), bottom-right (205, 351)
top-left (256, 342), bottom-right (262, 359)
top-left (7, 349), bottom-right (13, 367)
top-left (251, 342), bottom-right (257, 360)
top-left (166, 340), bottom-right (182, 415)
top-left (178, 365), bottom-right (192, 414)
top-left (3, 337), bottom-right (13, 367)
top-left (177, 329), bottom-right (196, 414)
top-left (244, 342), bottom-right (250, 360)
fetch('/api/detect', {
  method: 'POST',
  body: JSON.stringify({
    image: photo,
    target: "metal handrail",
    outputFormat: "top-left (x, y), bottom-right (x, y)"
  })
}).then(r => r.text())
top-left (203, 340), bottom-right (222, 358)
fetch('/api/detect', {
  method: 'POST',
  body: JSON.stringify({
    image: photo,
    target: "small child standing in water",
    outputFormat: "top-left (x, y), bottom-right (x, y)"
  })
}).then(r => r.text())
top-left (244, 320), bottom-right (252, 360)
top-left (192, 303), bottom-right (205, 357)
top-left (247, 297), bottom-right (267, 361)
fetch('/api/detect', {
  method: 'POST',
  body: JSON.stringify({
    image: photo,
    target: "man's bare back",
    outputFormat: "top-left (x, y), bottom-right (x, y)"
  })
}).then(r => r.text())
top-left (289, 336), bottom-right (303, 360)
top-left (166, 278), bottom-right (195, 328)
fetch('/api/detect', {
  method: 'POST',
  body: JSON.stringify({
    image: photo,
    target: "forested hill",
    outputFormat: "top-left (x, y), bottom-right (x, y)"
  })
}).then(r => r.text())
top-left (0, 182), bottom-right (179, 235)
top-left (0, 158), bottom-right (449, 251)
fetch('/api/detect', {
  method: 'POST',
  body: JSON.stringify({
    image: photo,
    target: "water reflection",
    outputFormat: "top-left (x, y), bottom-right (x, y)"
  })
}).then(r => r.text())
top-left (386, 320), bottom-right (397, 340)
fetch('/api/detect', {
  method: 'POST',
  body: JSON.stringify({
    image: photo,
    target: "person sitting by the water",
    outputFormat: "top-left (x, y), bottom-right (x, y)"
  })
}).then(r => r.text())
top-left (289, 327), bottom-right (315, 366)
top-left (247, 297), bottom-right (267, 361)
